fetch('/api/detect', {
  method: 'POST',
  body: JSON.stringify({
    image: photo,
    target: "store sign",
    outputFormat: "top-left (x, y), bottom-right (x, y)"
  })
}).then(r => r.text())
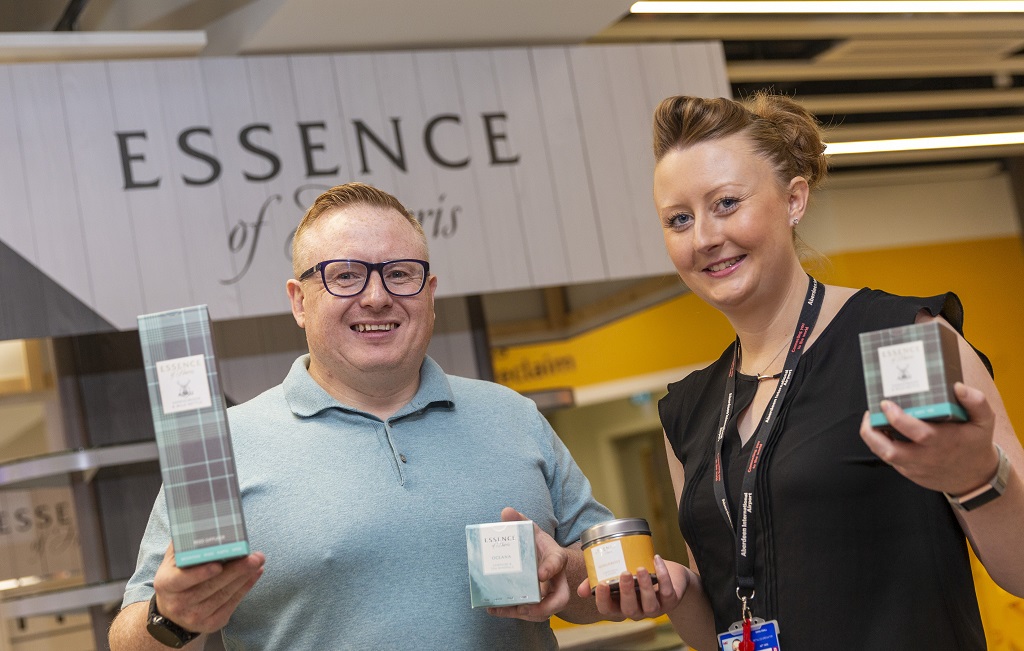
top-left (0, 43), bottom-right (728, 333)
top-left (0, 487), bottom-right (82, 582)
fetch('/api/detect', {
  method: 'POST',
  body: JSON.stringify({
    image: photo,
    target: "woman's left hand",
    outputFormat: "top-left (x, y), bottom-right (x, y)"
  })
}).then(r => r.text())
top-left (860, 381), bottom-right (1000, 496)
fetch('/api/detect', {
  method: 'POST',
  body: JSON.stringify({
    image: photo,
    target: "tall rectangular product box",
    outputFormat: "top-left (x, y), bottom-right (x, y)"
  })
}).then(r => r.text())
top-left (138, 305), bottom-right (250, 567)
top-left (859, 320), bottom-right (967, 429)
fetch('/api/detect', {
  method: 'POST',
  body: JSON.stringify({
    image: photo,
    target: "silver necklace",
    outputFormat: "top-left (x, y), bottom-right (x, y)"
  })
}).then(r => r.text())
top-left (745, 339), bottom-right (789, 382)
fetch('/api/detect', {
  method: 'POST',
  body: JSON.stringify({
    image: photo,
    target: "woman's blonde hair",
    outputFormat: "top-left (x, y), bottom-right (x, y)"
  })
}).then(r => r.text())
top-left (653, 92), bottom-right (828, 191)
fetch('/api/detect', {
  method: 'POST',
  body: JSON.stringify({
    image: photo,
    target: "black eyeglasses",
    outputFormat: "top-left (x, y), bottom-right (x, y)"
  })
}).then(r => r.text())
top-left (298, 259), bottom-right (430, 297)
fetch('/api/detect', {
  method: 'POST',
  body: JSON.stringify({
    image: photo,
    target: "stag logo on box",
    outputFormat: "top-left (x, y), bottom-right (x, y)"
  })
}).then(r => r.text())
top-left (878, 340), bottom-right (929, 397)
top-left (156, 354), bottom-right (213, 414)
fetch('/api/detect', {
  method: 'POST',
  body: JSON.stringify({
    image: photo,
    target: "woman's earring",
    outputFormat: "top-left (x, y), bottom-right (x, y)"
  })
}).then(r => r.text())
top-left (791, 218), bottom-right (800, 226)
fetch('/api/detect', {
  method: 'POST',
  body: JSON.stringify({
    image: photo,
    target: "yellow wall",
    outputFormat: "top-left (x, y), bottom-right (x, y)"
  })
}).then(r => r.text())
top-left (493, 235), bottom-right (1024, 648)
top-left (492, 291), bottom-right (732, 393)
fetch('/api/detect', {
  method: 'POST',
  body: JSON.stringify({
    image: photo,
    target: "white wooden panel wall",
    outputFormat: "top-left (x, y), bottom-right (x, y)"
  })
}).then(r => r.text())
top-left (372, 52), bottom-right (450, 278)
top-left (0, 43), bottom-right (728, 333)
top-left (246, 56), bottom-right (318, 305)
top-left (59, 62), bottom-right (145, 328)
top-left (412, 50), bottom-right (493, 295)
top-left (455, 50), bottom-right (532, 291)
top-left (530, 48), bottom-right (606, 284)
top-left (333, 53), bottom-right (398, 193)
top-left (108, 60), bottom-right (195, 314)
top-left (156, 59), bottom-right (244, 319)
top-left (493, 48), bottom-right (570, 288)
top-left (10, 64), bottom-right (94, 306)
top-left (201, 58), bottom-right (285, 318)
top-left (287, 53), bottom-right (349, 273)
top-left (0, 68), bottom-right (36, 264)
top-left (603, 46), bottom-right (667, 277)
top-left (568, 48), bottom-right (642, 280)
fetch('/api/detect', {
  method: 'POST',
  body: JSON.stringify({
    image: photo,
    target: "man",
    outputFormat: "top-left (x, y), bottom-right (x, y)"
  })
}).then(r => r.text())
top-left (109, 182), bottom-right (612, 650)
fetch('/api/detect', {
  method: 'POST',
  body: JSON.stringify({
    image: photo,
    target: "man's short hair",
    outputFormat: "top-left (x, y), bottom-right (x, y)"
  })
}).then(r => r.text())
top-left (292, 182), bottom-right (426, 277)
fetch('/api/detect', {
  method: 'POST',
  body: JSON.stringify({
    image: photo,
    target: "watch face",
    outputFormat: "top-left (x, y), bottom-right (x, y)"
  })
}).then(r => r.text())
top-left (147, 619), bottom-right (189, 648)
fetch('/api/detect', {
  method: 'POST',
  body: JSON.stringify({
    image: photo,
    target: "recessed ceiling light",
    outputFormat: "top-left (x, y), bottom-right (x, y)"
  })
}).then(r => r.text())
top-left (631, 2), bottom-right (1024, 14)
top-left (826, 132), bottom-right (1024, 155)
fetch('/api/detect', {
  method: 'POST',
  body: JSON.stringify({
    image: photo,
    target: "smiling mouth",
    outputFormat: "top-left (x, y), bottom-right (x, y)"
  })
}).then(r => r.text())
top-left (353, 323), bottom-right (398, 332)
top-left (705, 256), bottom-right (744, 273)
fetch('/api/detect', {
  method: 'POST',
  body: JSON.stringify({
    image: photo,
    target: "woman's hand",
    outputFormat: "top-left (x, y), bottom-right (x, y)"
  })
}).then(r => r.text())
top-left (576, 555), bottom-right (688, 621)
top-left (860, 382), bottom-right (1000, 496)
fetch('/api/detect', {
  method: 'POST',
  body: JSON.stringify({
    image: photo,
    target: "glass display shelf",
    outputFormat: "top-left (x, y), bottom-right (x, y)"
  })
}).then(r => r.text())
top-left (1, 576), bottom-right (126, 618)
top-left (0, 442), bottom-right (158, 488)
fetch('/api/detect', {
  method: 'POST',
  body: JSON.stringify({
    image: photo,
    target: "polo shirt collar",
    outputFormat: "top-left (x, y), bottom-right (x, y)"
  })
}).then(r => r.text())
top-left (284, 354), bottom-right (455, 420)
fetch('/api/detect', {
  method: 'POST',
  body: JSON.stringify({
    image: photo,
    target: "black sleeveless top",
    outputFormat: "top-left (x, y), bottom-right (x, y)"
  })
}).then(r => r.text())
top-left (659, 289), bottom-right (990, 650)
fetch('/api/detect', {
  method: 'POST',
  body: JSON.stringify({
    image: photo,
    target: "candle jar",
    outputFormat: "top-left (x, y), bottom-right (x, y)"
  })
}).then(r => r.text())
top-left (581, 518), bottom-right (657, 594)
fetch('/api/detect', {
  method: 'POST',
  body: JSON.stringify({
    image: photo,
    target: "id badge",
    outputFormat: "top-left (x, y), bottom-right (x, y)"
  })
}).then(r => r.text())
top-left (717, 618), bottom-right (782, 651)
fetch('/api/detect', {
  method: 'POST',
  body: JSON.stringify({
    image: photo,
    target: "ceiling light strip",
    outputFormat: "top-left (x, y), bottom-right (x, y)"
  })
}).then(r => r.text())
top-left (826, 132), bottom-right (1024, 155)
top-left (631, 2), bottom-right (1024, 14)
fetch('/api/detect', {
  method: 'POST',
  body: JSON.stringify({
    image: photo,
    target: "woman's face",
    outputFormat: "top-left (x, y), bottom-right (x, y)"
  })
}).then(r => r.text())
top-left (653, 131), bottom-right (806, 314)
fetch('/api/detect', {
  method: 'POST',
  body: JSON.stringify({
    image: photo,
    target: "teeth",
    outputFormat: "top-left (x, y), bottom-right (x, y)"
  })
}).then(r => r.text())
top-left (354, 323), bottom-right (395, 332)
top-left (708, 257), bottom-right (742, 273)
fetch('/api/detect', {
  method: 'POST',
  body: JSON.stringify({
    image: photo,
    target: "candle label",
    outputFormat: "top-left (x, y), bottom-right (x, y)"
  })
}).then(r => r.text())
top-left (592, 540), bottom-right (628, 583)
top-left (877, 340), bottom-right (929, 398)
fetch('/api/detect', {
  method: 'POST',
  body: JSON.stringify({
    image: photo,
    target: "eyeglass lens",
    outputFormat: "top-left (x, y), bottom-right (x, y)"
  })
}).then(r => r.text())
top-left (322, 260), bottom-right (426, 297)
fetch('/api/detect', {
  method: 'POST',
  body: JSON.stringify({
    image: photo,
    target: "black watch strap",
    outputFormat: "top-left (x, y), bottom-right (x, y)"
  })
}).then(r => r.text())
top-left (944, 445), bottom-right (1011, 512)
top-left (146, 594), bottom-right (201, 648)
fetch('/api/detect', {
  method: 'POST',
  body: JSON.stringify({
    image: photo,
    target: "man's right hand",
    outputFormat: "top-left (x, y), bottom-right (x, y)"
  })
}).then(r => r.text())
top-left (152, 543), bottom-right (265, 633)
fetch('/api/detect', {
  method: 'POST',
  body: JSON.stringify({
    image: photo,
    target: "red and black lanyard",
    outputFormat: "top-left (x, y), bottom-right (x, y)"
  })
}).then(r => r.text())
top-left (712, 275), bottom-right (823, 608)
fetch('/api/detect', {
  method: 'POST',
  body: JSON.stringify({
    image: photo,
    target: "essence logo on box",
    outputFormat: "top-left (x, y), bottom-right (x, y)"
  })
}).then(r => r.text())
top-left (156, 354), bottom-right (213, 414)
top-left (877, 340), bottom-right (930, 397)
top-left (480, 532), bottom-right (523, 575)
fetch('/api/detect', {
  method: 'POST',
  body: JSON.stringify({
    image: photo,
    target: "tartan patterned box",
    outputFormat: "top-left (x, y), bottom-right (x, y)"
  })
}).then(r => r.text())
top-left (466, 521), bottom-right (540, 608)
top-left (138, 305), bottom-right (250, 567)
top-left (859, 321), bottom-right (967, 428)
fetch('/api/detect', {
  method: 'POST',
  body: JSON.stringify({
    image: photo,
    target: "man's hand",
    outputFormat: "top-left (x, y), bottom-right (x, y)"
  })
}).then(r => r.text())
top-left (152, 544), bottom-right (265, 633)
top-left (485, 507), bottom-right (570, 622)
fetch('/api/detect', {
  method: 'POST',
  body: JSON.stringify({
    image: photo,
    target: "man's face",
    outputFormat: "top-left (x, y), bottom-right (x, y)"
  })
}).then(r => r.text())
top-left (287, 205), bottom-right (436, 388)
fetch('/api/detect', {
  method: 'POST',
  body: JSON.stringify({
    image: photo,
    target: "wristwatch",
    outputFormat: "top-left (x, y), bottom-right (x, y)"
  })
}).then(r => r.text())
top-left (944, 445), bottom-right (1011, 512)
top-left (147, 594), bottom-right (201, 648)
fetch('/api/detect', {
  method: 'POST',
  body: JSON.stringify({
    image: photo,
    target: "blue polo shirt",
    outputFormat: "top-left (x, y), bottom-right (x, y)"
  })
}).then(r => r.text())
top-left (123, 355), bottom-right (612, 650)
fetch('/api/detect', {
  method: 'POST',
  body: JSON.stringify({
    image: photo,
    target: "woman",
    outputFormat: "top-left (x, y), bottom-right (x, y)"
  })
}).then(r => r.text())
top-left (580, 93), bottom-right (1024, 650)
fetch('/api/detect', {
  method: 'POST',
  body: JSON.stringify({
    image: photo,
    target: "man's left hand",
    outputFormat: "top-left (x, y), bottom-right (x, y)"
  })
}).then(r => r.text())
top-left (485, 507), bottom-right (569, 622)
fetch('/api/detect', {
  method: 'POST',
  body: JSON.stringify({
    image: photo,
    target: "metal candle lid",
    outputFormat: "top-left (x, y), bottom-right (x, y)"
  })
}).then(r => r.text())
top-left (580, 518), bottom-right (651, 548)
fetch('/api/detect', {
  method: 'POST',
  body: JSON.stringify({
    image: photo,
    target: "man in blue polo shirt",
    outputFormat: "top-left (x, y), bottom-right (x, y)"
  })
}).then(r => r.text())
top-left (110, 182), bottom-right (613, 650)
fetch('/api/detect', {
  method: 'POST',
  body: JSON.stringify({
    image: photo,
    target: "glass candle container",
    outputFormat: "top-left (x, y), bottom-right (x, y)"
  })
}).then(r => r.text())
top-left (580, 517), bottom-right (657, 594)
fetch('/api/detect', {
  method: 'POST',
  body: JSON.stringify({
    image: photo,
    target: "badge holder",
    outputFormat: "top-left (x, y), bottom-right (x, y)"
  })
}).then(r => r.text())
top-left (717, 593), bottom-right (782, 651)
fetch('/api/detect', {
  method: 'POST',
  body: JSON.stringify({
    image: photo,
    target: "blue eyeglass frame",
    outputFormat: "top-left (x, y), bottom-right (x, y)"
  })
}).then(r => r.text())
top-left (298, 258), bottom-right (431, 297)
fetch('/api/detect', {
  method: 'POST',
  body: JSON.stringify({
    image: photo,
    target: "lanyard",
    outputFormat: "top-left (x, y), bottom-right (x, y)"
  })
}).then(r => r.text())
top-left (712, 275), bottom-right (823, 602)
